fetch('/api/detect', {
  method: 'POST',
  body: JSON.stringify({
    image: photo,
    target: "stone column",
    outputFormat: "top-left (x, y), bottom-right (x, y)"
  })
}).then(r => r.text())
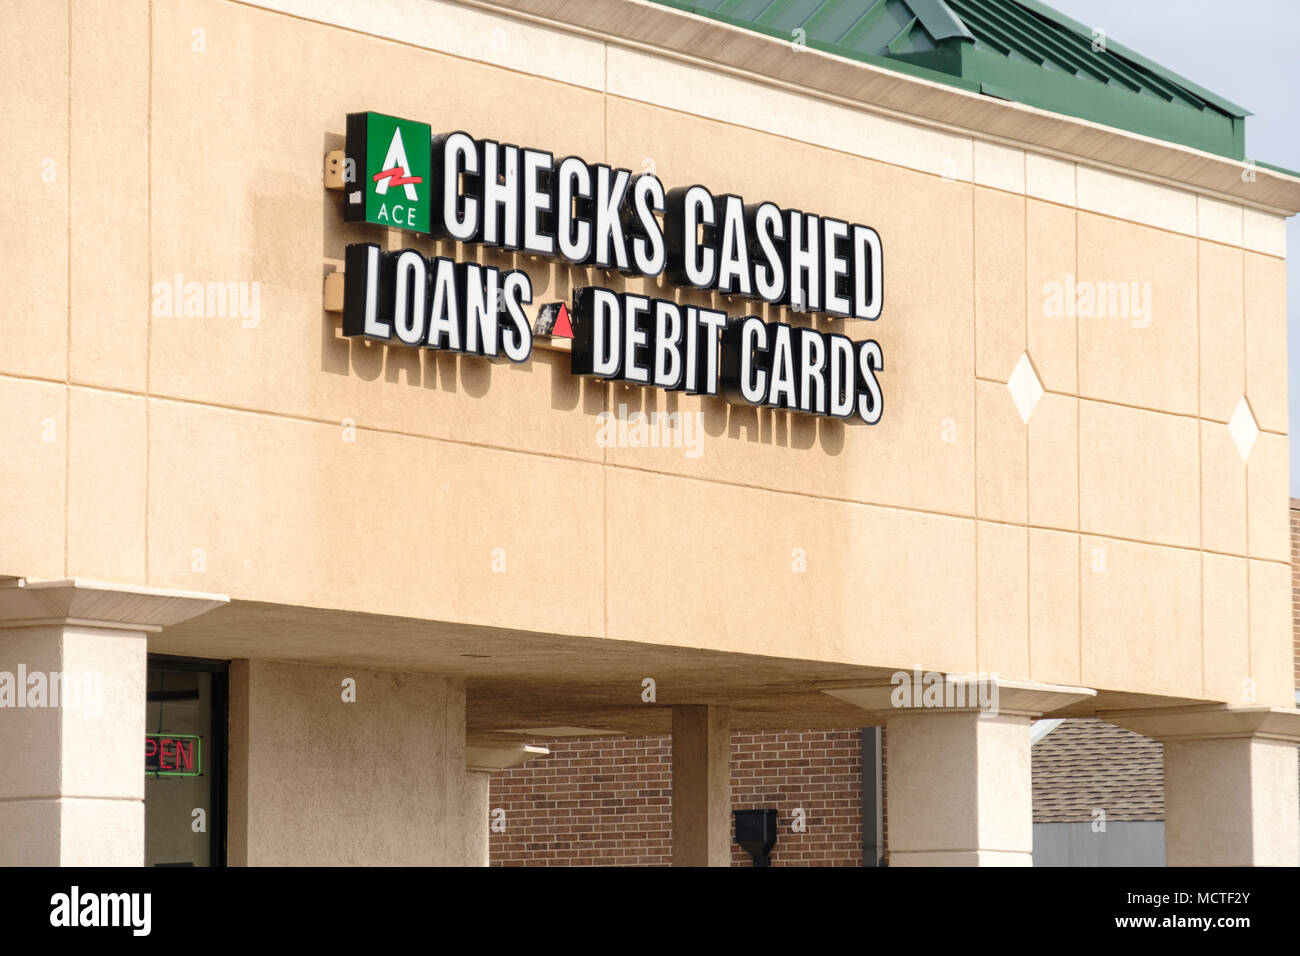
top-left (463, 771), bottom-right (493, 867)
top-left (0, 579), bottom-right (226, 865)
top-left (672, 704), bottom-right (731, 866)
top-left (230, 662), bottom-right (505, 865)
top-left (466, 738), bottom-right (550, 867)
top-left (822, 676), bottom-right (1095, 866)
top-left (1104, 705), bottom-right (1300, 867)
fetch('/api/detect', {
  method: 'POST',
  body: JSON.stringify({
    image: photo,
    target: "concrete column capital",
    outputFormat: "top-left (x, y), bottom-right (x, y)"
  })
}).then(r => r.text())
top-left (465, 739), bottom-right (550, 772)
top-left (819, 675), bottom-right (1095, 720)
top-left (0, 578), bottom-right (228, 633)
top-left (1099, 704), bottom-right (1300, 744)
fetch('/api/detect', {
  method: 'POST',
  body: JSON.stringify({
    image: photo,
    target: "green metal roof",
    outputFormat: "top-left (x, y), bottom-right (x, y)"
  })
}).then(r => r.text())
top-left (652, 0), bottom-right (1250, 159)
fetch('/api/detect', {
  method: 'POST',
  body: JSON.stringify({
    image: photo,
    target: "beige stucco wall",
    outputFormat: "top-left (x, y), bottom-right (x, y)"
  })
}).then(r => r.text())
top-left (0, 0), bottom-right (1292, 707)
top-left (228, 660), bottom-right (482, 865)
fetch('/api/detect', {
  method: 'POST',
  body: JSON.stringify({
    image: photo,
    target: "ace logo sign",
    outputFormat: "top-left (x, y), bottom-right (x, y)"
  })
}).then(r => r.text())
top-left (336, 111), bottom-right (887, 425)
top-left (344, 112), bottom-right (432, 233)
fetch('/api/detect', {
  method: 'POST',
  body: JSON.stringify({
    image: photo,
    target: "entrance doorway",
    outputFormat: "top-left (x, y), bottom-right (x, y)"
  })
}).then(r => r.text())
top-left (145, 655), bottom-right (228, 866)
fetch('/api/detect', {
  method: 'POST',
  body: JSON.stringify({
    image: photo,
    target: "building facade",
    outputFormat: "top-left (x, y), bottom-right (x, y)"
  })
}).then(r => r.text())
top-left (1, 0), bottom-right (1298, 867)
top-left (487, 497), bottom-right (1300, 867)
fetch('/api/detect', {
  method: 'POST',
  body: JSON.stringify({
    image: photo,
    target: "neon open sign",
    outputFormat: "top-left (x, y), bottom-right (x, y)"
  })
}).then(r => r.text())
top-left (145, 733), bottom-right (202, 777)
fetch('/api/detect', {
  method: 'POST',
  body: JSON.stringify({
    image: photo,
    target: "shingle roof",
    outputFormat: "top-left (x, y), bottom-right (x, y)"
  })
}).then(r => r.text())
top-left (1032, 718), bottom-right (1163, 823)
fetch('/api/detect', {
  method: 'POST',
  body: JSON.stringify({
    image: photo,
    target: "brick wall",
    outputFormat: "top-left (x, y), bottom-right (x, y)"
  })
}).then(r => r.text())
top-left (490, 735), bottom-right (673, 866)
top-left (880, 728), bottom-right (888, 863)
top-left (489, 729), bottom-right (864, 866)
top-left (729, 729), bottom-right (863, 866)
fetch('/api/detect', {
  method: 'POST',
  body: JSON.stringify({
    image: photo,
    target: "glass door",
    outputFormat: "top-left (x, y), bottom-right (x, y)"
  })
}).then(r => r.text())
top-left (144, 655), bottom-right (228, 866)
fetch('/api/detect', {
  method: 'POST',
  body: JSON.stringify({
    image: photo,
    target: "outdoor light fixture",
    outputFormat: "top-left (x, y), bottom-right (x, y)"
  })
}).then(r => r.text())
top-left (464, 740), bottom-right (550, 773)
top-left (732, 808), bottom-right (778, 867)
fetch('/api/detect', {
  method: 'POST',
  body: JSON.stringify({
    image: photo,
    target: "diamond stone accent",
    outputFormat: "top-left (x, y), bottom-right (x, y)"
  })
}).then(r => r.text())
top-left (1007, 353), bottom-right (1044, 424)
top-left (1228, 397), bottom-right (1259, 463)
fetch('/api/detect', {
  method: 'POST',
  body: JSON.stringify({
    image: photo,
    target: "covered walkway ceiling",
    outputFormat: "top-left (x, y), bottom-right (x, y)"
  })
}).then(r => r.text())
top-left (154, 599), bottom-right (1208, 738)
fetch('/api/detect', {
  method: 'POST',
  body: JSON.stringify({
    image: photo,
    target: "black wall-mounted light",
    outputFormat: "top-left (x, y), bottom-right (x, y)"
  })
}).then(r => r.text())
top-left (732, 808), bottom-right (778, 867)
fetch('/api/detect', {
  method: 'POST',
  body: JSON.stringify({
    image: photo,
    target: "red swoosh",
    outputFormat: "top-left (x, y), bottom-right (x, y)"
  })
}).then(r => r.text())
top-left (372, 166), bottom-right (423, 187)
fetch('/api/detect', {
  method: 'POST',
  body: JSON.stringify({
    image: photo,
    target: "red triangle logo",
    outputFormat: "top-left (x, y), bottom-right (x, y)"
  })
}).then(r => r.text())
top-left (550, 302), bottom-right (573, 338)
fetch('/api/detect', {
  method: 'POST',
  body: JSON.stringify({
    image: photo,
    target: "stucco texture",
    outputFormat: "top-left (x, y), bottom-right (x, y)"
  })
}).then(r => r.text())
top-left (0, 0), bottom-right (1291, 711)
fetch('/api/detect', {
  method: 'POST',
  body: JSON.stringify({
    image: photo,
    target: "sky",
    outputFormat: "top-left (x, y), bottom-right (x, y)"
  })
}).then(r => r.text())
top-left (1042, 0), bottom-right (1300, 491)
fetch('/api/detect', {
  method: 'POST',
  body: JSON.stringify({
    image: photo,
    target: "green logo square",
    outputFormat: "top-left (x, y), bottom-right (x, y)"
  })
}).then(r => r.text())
top-left (345, 112), bottom-right (432, 233)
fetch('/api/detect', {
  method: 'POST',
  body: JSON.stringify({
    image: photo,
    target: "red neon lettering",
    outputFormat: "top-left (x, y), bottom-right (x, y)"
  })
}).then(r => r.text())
top-left (177, 740), bottom-right (193, 771)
